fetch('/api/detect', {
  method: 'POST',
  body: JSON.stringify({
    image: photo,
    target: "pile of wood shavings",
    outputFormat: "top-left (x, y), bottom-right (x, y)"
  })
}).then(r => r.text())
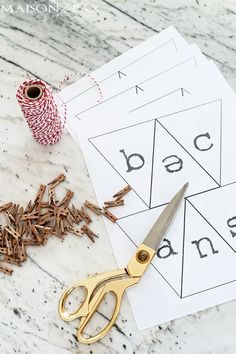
top-left (0, 174), bottom-right (131, 276)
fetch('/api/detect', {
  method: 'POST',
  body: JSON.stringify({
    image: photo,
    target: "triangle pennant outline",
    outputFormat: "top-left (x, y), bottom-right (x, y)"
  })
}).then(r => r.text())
top-left (180, 198), bottom-right (236, 299)
top-left (116, 202), bottom-right (186, 297)
top-left (116, 221), bottom-right (182, 298)
top-left (156, 99), bottom-right (222, 185)
top-left (156, 119), bottom-right (220, 187)
top-left (89, 119), bottom-right (157, 208)
top-left (90, 110), bottom-right (221, 212)
top-left (187, 182), bottom-right (236, 253)
top-left (149, 119), bottom-right (219, 208)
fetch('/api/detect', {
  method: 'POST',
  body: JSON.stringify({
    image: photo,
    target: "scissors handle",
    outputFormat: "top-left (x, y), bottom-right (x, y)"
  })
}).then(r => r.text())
top-left (75, 244), bottom-right (155, 344)
top-left (77, 276), bottom-right (139, 344)
top-left (59, 244), bottom-right (155, 344)
top-left (59, 269), bottom-right (127, 322)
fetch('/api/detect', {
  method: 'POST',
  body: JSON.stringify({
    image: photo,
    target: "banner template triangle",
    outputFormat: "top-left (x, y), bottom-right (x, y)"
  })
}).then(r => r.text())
top-left (181, 199), bottom-right (236, 298)
top-left (158, 100), bottom-right (222, 185)
top-left (150, 120), bottom-right (219, 208)
top-left (90, 120), bottom-right (156, 207)
top-left (117, 202), bottom-right (185, 297)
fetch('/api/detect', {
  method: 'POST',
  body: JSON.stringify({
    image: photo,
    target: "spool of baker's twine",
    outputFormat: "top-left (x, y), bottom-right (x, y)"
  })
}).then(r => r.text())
top-left (16, 74), bottom-right (103, 145)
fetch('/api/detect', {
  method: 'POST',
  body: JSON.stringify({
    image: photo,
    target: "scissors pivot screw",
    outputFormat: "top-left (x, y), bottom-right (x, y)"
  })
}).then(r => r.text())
top-left (136, 250), bottom-right (150, 263)
top-left (58, 184), bottom-right (188, 344)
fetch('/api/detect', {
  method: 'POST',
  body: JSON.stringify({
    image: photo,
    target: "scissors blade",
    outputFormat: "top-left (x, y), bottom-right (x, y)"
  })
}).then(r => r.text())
top-left (143, 183), bottom-right (188, 251)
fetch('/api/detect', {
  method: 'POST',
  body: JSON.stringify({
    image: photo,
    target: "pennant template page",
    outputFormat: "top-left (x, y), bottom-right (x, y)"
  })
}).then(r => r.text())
top-left (61, 26), bottom-right (188, 116)
top-left (61, 28), bottom-right (236, 330)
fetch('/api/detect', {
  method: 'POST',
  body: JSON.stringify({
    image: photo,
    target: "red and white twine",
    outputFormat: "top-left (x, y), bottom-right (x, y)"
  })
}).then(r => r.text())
top-left (16, 79), bottom-right (65, 145)
top-left (16, 74), bottom-right (103, 145)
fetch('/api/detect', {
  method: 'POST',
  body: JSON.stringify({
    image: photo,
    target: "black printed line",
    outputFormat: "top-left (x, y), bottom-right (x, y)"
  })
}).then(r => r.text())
top-left (117, 201), bottom-right (171, 220)
top-left (77, 85), bottom-right (139, 116)
top-left (180, 199), bottom-right (187, 298)
top-left (88, 139), bottom-right (149, 208)
top-left (89, 97), bottom-right (220, 141)
top-left (172, 38), bottom-right (178, 51)
top-left (135, 85), bottom-right (144, 94)
top-left (117, 207), bottom-right (150, 220)
top-left (182, 278), bottom-right (236, 298)
top-left (184, 88), bottom-right (191, 95)
top-left (186, 186), bottom-right (220, 200)
top-left (221, 180), bottom-right (236, 188)
top-left (118, 70), bottom-right (127, 79)
top-left (116, 221), bottom-right (139, 246)
top-left (118, 39), bottom-right (176, 72)
top-left (181, 199), bottom-right (236, 297)
top-left (156, 98), bottom-right (222, 121)
top-left (116, 222), bottom-right (181, 298)
top-left (89, 117), bottom-right (156, 140)
top-left (89, 98), bottom-right (225, 216)
top-left (156, 120), bottom-right (220, 187)
top-left (75, 57), bottom-right (196, 118)
top-left (219, 99), bottom-right (223, 186)
top-left (187, 180), bottom-right (236, 200)
top-left (117, 39), bottom-right (176, 73)
top-left (117, 182), bottom-right (225, 221)
top-left (181, 88), bottom-right (191, 96)
top-left (65, 39), bottom-right (176, 104)
top-left (149, 120), bottom-right (157, 208)
top-left (186, 199), bottom-right (236, 253)
top-left (129, 88), bottom-right (186, 114)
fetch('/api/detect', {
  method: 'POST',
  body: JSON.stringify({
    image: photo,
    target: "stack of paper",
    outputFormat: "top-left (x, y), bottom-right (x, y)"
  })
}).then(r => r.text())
top-left (60, 27), bottom-right (236, 330)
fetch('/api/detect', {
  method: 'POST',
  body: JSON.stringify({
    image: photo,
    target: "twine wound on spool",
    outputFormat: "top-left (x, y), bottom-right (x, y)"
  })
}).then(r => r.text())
top-left (16, 74), bottom-right (103, 145)
top-left (16, 79), bottom-right (67, 145)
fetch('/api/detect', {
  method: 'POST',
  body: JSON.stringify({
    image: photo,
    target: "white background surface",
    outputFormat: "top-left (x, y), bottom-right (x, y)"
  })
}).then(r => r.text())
top-left (1, 1), bottom-right (236, 353)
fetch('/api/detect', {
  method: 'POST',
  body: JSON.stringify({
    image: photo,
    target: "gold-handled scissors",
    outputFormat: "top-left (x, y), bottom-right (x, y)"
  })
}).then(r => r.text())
top-left (58, 183), bottom-right (188, 344)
